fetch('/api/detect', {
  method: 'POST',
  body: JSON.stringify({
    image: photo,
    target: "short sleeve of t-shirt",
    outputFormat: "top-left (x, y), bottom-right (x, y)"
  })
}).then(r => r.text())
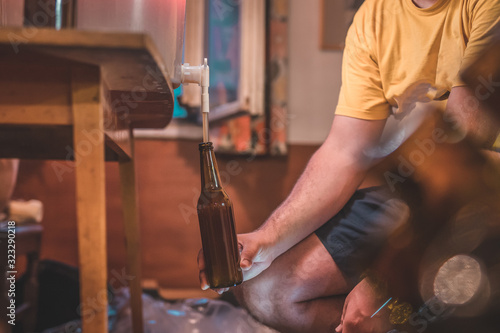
top-left (454, 0), bottom-right (500, 87)
top-left (336, 0), bottom-right (500, 120)
top-left (335, 2), bottom-right (391, 120)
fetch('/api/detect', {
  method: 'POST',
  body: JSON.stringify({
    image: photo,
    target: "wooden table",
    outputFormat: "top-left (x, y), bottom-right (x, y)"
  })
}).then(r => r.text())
top-left (0, 27), bottom-right (175, 333)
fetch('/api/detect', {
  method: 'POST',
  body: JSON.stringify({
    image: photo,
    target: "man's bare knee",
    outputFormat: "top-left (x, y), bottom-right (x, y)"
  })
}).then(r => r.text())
top-left (233, 278), bottom-right (281, 325)
top-left (231, 235), bottom-right (350, 332)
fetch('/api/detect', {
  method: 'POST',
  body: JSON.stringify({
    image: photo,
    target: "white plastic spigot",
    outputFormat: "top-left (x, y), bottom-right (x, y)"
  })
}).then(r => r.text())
top-left (181, 58), bottom-right (210, 114)
top-left (181, 58), bottom-right (210, 141)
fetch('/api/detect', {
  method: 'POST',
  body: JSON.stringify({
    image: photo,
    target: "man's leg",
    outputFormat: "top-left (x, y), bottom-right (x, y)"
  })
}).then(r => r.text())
top-left (233, 233), bottom-right (351, 333)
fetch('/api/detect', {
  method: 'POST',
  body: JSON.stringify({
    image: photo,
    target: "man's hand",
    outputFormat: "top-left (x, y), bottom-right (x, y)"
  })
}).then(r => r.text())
top-left (336, 278), bottom-right (392, 333)
top-left (197, 230), bottom-right (275, 293)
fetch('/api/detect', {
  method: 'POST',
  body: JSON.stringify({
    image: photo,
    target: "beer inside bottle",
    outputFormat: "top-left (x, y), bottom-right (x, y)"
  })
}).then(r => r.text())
top-left (197, 142), bottom-right (243, 288)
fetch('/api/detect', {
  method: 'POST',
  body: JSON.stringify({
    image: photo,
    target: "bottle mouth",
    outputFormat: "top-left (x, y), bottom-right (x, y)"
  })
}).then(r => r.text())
top-left (199, 142), bottom-right (213, 150)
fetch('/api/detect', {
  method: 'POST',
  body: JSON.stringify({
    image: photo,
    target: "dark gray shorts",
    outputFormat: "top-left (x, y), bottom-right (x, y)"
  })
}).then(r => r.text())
top-left (315, 186), bottom-right (406, 283)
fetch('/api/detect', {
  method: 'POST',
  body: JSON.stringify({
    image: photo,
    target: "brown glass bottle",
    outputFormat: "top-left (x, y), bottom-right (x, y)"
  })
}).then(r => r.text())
top-left (197, 142), bottom-right (243, 288)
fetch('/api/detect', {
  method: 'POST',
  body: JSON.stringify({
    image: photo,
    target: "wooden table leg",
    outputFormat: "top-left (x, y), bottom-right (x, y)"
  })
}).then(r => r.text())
top-left (119, 138), bottom-right (144, 333)
top-left (71, 65), bottom-right (108, 333)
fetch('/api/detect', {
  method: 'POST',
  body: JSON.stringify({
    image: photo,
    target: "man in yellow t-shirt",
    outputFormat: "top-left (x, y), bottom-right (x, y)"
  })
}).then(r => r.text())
top-left (198, 0), bottom-right (500, 332)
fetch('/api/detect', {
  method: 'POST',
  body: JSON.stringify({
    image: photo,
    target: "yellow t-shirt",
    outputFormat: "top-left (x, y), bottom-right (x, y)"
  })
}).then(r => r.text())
top-left (336, 0), bottom-right (500, 120)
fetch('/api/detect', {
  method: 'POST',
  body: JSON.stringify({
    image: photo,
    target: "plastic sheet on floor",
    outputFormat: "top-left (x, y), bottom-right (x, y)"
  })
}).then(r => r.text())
top-left (113, 289), bottom-right (278, 333)
top-left (42, 288), bottom-right (278, 333)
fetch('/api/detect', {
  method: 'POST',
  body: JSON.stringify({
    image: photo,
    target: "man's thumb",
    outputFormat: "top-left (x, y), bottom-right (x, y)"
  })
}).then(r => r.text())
top-left (240, 258), bottom-right (252, 270)
top-left (239, 246), bottom-right (255, 270)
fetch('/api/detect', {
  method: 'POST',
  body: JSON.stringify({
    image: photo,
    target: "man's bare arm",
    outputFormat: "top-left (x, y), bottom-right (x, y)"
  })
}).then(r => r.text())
top-left (198, 115), bottom-right (387, 286)
top-left (258, 115), bottom-right (387, 261)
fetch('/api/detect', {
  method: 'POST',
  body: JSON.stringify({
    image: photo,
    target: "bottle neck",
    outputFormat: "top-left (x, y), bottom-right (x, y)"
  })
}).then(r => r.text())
top-left (199, 143), bottom-right (222, 191)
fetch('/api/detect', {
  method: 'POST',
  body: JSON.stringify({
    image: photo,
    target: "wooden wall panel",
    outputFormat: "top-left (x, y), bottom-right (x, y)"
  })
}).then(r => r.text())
top-left (12, 140), bottom-right (318, 288)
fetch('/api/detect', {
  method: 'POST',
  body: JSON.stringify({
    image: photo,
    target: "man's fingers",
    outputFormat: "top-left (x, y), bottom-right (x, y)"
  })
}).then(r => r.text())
top-left (199, 270), bottom-right (209, 290)
top-left (215, 287), bottom-right (230, 295)
top-left (336, 295), bottom-right (348, 332)
top-left (197, 249), bottom-right (206, 269)
top-left (239, 242), bottom-right (256, 271)
top-left (335, 310), bottom-right (345, 332)
top-left (197, 249), bottom-right (209, 290)
top-left (240, 258), bottom-right (253, 270)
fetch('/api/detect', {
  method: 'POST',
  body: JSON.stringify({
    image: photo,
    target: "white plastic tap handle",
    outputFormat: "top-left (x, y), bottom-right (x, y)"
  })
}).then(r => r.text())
top-left (181, 63), bottom-right (202, 85)
top-left (181, 59), bottom-right (210, 88)
top-left (181, 58), bottom-right (210, 113)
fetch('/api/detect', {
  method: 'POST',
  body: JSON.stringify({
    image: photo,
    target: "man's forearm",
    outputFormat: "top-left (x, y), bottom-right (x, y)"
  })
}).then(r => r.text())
top-left (256, 116), bottom-right (387, 261)
top-left (258, 145), bottom-right (366, 260)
